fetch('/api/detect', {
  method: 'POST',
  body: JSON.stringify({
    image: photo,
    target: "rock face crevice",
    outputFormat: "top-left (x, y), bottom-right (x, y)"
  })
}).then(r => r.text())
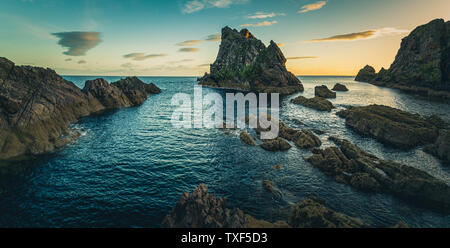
top-left (199, 27), bottom-right (303, 94)
top-left (355, 19), bottom-right (450, 98)
top-left (0, 57), bottom-right (161, 161)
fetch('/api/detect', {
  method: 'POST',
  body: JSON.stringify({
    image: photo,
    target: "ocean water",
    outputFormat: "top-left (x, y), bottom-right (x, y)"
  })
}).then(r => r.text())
top-left (0, 76), bottom-right (449, 227)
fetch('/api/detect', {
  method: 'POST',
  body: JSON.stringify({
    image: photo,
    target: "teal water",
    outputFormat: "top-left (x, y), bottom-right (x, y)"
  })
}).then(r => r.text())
top-left (0, 76), bottom-right (449, 227)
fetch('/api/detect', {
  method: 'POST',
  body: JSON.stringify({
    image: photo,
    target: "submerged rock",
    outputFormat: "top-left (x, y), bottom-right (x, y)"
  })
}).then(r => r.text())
top-left (291, 96), bottom-right (334, 111)
top-left (355, 65), bottom-right (376, 82)
top-left (306, 137), bottom-right (450, 213)
top-left (198, 27), bottom-right (303, 94)
top-left (289, 198), bottom-right (366, 228)
top-left (332, 83), bottom-right (349, 91)
top-left (272, 164), bottom-right (283, 170)
top-left (337, 105), bottom-right (439, 149)
top-left (315, 85), bottom-right (336, 98)
top-left (239, 130), bottom-right (256, 146)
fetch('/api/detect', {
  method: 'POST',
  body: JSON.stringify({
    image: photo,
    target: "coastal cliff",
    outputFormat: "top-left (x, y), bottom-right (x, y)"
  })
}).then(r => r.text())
top-left (355, 19), bottom-right (450, 98)
top-left (198, 27), bottom-right (303, 94)
top-left (0, 57), bottom-right (161, 161)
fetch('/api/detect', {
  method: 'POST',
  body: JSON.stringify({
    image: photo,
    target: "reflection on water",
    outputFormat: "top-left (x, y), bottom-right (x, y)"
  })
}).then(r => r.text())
top-left (0, 76), bottom-right (449, 227)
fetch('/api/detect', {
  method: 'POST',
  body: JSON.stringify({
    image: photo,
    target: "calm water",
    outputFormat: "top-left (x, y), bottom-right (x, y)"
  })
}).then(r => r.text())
top-left (0, 76), bottom-right (449, 227)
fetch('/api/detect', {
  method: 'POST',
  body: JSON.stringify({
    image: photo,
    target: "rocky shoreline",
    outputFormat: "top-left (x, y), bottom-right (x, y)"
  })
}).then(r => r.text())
top-left (0, 57), bottom-right (161, 161)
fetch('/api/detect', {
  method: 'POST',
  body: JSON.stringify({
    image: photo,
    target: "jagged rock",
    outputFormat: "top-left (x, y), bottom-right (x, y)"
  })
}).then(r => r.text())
top-left (424, 130), bottom-right (450, 164)
top-left (355, 65), bottom-right (376, 82)
top-left (293, 130), bottom-right (322, 149)
top-left (289, 198), bottom-right (366, 228)
top-left (291, 96), bottom-right (334, 111)
top-left (307, 137), bottom-right (450, 213)
top-left (337, 105), bottom-right (439, 149)
top-left (315, 85), bottom-right (336, 98)
top-left (260, 137), bottom-right (291, 151)
top-left (332, 83), bottom-right (349, 91)
top-left (82, 78), bottom-right (132, 109)
top-left (112, 76), bottom-right (161, 106)
top-left (198, 27), bottom-right (303, 94)
top-left (161, 184), bottom-right (287, 228)
top-left (360, 19), bottom-right (450, 98)
top-left (239, 130), bottom-right (256, 146)
top-left (0, 57), bottom-right (161, 161)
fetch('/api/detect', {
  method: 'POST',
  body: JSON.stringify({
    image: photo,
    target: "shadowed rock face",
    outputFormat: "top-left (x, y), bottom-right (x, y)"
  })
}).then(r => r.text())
top-left (337, 105), bottom-right (439, 149)
top-left (0, 57), bottom-right (161, 160)
top-left (424, 130), bottom-right (450, 164)
top-left (315, 85), bottom-right (336, 98)
top-left (307, 137), bottom-right (450, 213)
top-left (332, 83), bottom-right (349, 91)
top-left (355, 65), bottom-right (376, 83)
top-left (112, 76), bottom-right (161, 106)
top-left (291, 96), bottom-right (334, 112)
top-left (198, 27), bottom-right (303, 94)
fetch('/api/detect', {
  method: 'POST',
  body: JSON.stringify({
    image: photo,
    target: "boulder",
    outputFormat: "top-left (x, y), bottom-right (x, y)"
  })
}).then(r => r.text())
top-left (291, 96), bottom-right (334, 111)
top-left (307, 137), bottom-right (450, 213)
top-left (198, 27), bottom-right (303, 94)
top-left (315, 85), bottom-right (336, 98)
top-left (239, 130), bottom-right (256, 146)
top-left (337, 105), bottom-right (439, 149)
top-left (332, 83), bottom-right (349, 91)
top-left (260, 137), bottom-right (291, 151)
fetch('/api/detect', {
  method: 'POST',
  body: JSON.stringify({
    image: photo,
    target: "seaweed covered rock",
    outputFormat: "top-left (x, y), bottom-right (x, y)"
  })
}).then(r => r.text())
top-left (337, 105), bottom-right (439, 149)
top-left (198, 27), bottom-right (303, 94)
top-left (289, 198), bottom-right (366, 228)
top-left (315, 85), bottom-right (336, 98)
top-left (291, 96), bottom-right (334, 111)
top-left (332, 83), bottom-right (349, 91)
top-left (355, 65), bottom-right (376, 82)
top-left (307, 137), bottom-right (450, 213)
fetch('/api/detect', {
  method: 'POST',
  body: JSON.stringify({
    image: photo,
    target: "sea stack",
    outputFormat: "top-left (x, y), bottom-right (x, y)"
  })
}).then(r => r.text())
top-left (356, 19), bottom-right (450, 98)
top-left (198, 27), bottom-right (304, 94)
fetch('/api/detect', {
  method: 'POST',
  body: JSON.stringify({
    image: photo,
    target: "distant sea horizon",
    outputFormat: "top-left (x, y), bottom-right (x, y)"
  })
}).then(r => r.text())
top-left (60, 75), bottom-right (357, 78)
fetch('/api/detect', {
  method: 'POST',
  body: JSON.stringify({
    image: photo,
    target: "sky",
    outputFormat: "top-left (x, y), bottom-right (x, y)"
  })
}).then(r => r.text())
top-left (0, 0), bottom-right (449, 76)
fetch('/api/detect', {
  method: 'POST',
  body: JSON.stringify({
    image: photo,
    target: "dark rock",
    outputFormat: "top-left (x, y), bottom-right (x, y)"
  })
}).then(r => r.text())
top-left (260, 137), bottom-right (291, 151)
top-left (289, 198), bottom-right (366, 228)
top-left (312, 129), bottom-right (325, 135)
top-left (112, 76), bottom-right (161, 106)
top-left (332, 83), bottom-right (349, 91)
top-left (293, 130), bottom-right (322, 149)
top-left (336, 105), bottom-right (439, 149)
top-left (424, 130), bottom-right (450, 164)
top-left (291, 96), bottom-right (334, 111)
top-left (307, 137), bottom-right (450, 213)
top-left (315, 85), bottom-right (336, 98)
top-left (239, 130), bottom-right (256, 146)
top-left (272, 164), bottom-right (283, 170)
top-left (355, 65), bottom-right (376, 82)
top-left (198, 27), bottom-right (303, 94)
top-left (82, 78), bottom-right (132, 109)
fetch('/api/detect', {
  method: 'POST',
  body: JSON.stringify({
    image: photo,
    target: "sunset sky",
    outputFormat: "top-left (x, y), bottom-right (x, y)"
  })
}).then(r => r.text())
top-left (0, 0), bottom-right (449, 76)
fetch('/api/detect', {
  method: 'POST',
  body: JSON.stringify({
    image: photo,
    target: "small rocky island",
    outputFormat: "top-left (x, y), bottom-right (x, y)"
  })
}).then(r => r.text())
top-left (0, 57), bottom-right (161, 161)
top-left (198, 27), bottom-right (304, 94)
top-left (355, 19), bottom-right (450, 99)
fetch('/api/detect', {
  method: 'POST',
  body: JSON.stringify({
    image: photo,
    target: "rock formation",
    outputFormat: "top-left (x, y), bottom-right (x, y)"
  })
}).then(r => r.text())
top-left (307, 137), bottom-right (450, 213)
top-left (337, 105), bottom-right (439, 149)
top-left (239, 130), bottom-right (256, 146)
top-left (356, 19), bottom-right (450, 98)
top-left (291, 96), bottom-right (334, 111)
top-left (260, 137), bottom-right (291, 151)
top-left (198, 27), bottom-right (303, 94)
top-left (332, 83), bottom-right (349, 91)
top-left (424, 130), bottom-right (450, 164)
top-left (355, 65), bottom-right (376, 82)
top-left (315, 85), bottom-right (336, 98)
top-left (0, 57), bottom-right (161, 160)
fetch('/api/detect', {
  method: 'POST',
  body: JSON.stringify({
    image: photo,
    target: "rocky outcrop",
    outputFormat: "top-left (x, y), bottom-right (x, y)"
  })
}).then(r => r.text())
top-left (0, 57), bottom-right (161, 161)
top-left (315, 85), bottom-right (336, 98)
top-left (111, 76), bottom-right (161, 106)
top-left (357, 19), bottom-right (450, 99)
top-left (355, 65), bottom-right (376, 82)
top-left (289, 198), bottom-right (366, 228)
top-left (424, 130), bottom-right (450, 164)
top-left (239, 130), bottom-right (256, 146)
top-left (198, 27), bottom-right (303, 94)
top-left (332, 83), bottom-right (349, 91)
top-left (337, 105), bottom-right (439, 149)
top-left (291, 96), bottom-right (334, 111)
top-left (307, 137), bottom-right (450, 213)
top-left (260, 137), bottom-right (291, 151)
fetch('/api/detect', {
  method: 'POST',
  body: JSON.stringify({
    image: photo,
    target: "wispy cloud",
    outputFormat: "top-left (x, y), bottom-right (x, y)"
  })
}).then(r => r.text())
top-left (182, 0), bottom-right (249, 14)
top-left (287, 56), bottom-right (319, 60)
top-left (123, 53), bottom-right (168, 61)
top-left (240, 20), bottom-right (278, 27)
top-left (304, 28), bottom-right (409, 43)
top-left (177, 40), bottom-right (203, 46)
top-left (205, 34), bottom-right (221, 41)
top-left (246, 12), bottom-right (286, 19)
top-left (52, 32), bottom-right (102, 56)
top-left (178, 47), bottom-right (200, 52)
top-left (298, 1), bottom-right (327, 13)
